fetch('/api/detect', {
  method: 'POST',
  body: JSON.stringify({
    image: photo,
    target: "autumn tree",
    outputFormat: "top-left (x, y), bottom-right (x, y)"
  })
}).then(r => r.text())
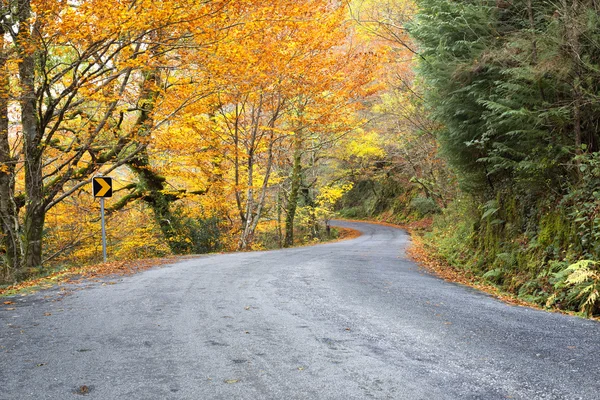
top-left (0, 0), bottom-right (229, 282)
top-left (328, 0), bottom-right (453, 222)
top-left (153, 0), bottom-right (377, 250)
top-left (0, 0), bottom-right (386, 283)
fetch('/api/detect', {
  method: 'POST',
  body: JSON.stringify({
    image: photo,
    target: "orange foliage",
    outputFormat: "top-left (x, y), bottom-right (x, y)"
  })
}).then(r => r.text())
top-left (150, 0), bottom-right (379, 247)
top-left (1, 0), bottom-right (385, 278)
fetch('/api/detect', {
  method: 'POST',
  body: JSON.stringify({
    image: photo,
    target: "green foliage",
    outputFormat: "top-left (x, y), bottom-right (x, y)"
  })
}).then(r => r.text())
top-left (424, 190), bottom-right (598, 313)
top-left (425, 195), bottom-right (479, 268)
top-left (408, 0), bottom-right (497, 191)
top-left (482, 268), bottom-right (504, 285)
top-left (338, 178), bottom-right (419, 222)
top-left (410, 196), bottom-right (440, 217)
top-left (409, 0), bottom-right (600, 316)
top-left (410, 0), bottom-right (600, 198)
top-left (165, 209), bottom-right (223, 255)
top-left (480, 200), bottom-right (499, 221)
top-left (547, 260), bottom-right (600, 316)
top-left (564, 260), bottom-right (600, 316)
top-left (562, 152), bottom-right (600, 258)
top-left (182, 216), bottom-right (223, 254)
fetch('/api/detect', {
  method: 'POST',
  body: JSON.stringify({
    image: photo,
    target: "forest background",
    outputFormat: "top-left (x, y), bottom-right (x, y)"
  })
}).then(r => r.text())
top-left (1, 0), bottom-right (599, 317)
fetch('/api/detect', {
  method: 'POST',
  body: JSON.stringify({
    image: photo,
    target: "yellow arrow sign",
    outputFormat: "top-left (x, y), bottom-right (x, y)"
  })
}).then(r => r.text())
top-left (93, 177), bottom-right (113, 197)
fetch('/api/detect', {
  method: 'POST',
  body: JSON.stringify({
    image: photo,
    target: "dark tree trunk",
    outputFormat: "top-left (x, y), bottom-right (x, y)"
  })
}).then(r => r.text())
top-left (0, 47), bottom-right (21, 282)
top-left (126, 64), bottom-right (187, 253)
top-left (21, 206), bottom-right (44, 278)
top-left (563, 0), bottom-right (584, 156)
top-left (284, 136), bottom-right (302, 247)
top-left (18, 0), bottom-right (45, 276)
top-left (129, 148), bottom-right (186, 253)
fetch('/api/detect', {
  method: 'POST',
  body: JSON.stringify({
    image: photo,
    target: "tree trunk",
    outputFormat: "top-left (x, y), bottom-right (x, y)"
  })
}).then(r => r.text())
top-left (129, 147), bottom-right (183, 247)
top-left (18, 0), bottom-right (45, 275)
top-left (238, 153), bottom-right (255, 249)
top-left (284, 136), bottom-right (302, 247)
top-left (21, 207), bottom-right (44, 278)
top-left (233, 105), bottom-right (246, 225)
top-left (0, 48), bottom-right (21, 282)
top-left (276, 189), bottom-right (283, 247)
top-left (127, 65), bottom-right (186, 253)
top-left (564, 0), bottom-right (584, 156)
top-left (238, 128), bottom-right (277, 250)
top-left (526, 0), bottom-right (538, 64)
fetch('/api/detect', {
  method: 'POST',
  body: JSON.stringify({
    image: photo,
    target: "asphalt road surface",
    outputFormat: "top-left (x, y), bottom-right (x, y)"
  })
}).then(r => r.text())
top-left (1, 221), bottom-right (599, 399)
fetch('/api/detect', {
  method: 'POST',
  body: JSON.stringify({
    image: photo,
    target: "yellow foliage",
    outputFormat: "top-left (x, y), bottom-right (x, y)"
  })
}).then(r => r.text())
top-left (109, 206), bottom-right (172, 260)
top-left (297, 183), bottom-right (354, 229)
top-left (345, 129), bottom-right (386, 159)
top-left (2, 0), bottom-right (386, 272)
top-left (317, 183), bottom-right (355, 208)
top-left (44, 189), bottom-right (171, 268)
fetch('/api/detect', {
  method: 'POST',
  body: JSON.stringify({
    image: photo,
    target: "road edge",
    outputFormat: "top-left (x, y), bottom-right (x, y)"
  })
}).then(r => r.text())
top-left (0, 226), bottom-right (362, 299)
top-left (336, 217), bottom-right (598, 321)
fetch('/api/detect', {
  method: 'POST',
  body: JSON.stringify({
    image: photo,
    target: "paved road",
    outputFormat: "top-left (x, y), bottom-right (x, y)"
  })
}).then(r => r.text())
top-left (1, 221), bottom-right (599, 399)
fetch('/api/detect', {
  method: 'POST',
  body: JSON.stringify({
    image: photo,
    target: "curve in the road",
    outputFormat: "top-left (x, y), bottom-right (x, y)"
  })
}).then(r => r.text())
top-left (1, 220), bottom-right (598, 400)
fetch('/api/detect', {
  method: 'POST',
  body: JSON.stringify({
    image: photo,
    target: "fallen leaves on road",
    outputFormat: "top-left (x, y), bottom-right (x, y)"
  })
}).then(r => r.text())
top-left (0, 257), bottom-right (183, 297)
top-left (336, 227), bottom-right (362, 241)
top-left (76, 385), bottom-right (92, 395)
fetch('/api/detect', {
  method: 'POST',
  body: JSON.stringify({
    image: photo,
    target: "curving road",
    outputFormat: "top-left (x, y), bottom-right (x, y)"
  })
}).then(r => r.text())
top-left (1, 221), bottom-right (599, 399)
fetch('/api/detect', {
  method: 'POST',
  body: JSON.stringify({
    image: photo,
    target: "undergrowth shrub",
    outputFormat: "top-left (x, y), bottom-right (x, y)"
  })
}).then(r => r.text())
top-left (338, 179), bottom-right (418, 222)
top-left (562, 152), bottom-right (600, 258)
top-left (425, 195), bottom-right (479, 268)
top-left (410, 196), bottom-right (440, 217)
top-left (161, 207), bottom-right (224, 254)
top-left (181, 216), bottom-right (223, 254)
top-left (425, 189), bottom-right (600, 316)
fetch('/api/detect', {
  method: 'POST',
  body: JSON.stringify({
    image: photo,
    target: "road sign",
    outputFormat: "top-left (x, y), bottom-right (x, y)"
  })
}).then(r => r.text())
top-left (92, 176), bottom-right (112, 262)
top-left (93, 177), bottom-right (113, 197)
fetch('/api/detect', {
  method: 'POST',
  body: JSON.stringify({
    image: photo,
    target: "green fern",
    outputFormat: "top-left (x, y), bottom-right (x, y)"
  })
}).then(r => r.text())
top-left (565, 260), bottom-right (600, 316)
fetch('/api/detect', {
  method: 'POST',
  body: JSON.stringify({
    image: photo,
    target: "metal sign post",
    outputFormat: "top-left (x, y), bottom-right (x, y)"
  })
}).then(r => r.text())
top-left (100, 197), bottom-right (107, 262)
top-left (93, 176), bottom-right (113, 263)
